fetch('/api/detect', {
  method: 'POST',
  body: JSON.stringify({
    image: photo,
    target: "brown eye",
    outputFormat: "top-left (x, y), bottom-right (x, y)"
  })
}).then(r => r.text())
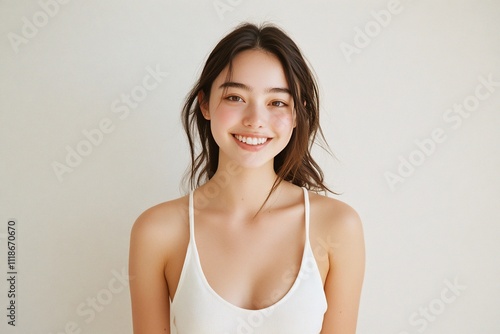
top-left (271, 101), bottom-right (287, 107)
top-left (226, 96), bottom-right (243, 102)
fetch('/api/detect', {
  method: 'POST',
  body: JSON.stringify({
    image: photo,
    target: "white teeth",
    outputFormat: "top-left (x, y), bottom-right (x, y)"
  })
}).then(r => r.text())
top-left (235, 135), bottom-right (268, 146)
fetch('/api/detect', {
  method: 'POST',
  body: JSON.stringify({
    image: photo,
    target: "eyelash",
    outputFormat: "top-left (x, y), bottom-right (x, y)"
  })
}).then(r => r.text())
top-left (225, 95), bottom-right (288, 107)
top-left (271, 101), bottom-right (287, 107)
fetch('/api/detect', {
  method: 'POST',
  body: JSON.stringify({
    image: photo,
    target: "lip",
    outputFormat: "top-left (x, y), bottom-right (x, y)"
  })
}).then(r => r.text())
top-left (232, 134), bottom-right (272, 152)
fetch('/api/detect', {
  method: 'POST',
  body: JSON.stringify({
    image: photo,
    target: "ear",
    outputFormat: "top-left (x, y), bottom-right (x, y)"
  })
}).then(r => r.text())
top-left (198, 91), bottom-right (210, 120)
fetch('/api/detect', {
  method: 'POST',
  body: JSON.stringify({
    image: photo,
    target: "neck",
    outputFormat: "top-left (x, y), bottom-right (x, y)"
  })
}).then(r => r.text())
top-left (199, 157), bottom-right (282, 216)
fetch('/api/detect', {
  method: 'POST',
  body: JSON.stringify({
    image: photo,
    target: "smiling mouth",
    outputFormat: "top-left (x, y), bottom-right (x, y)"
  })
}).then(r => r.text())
top-left (233, 134), bottom-right (269, 146)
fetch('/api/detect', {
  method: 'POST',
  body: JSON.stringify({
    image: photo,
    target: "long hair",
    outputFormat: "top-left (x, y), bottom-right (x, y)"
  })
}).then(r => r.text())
top-left (182, 22), bottom-right (337, 201)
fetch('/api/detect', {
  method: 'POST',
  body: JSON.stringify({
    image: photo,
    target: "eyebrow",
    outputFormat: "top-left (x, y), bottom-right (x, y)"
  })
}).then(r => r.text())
top-left (219, 81), bottom-right (291, 95)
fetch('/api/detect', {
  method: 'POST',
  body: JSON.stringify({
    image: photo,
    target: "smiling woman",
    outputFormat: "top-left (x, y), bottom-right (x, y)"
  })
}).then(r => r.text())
top-left (201, 50), bottom-right (296, 170)
top-left (129, 22), bottom-right (365, 334)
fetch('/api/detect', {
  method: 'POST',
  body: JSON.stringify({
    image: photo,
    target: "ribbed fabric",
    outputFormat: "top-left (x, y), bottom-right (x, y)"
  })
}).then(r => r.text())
top-left (170, 187), bottom-right (327, 333)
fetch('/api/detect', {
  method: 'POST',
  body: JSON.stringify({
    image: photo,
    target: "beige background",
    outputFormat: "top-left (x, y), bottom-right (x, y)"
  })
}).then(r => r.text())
top-left (1, 0), bottom-right (499, 333)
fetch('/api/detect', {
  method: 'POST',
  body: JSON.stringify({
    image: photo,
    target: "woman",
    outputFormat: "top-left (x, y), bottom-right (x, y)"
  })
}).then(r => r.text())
top-left (129, 22), bottom-right (365, 333)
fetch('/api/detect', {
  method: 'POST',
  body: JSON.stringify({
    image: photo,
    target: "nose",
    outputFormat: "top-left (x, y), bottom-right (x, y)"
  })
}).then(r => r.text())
top-left (242, 101), bottom-right (266, 128)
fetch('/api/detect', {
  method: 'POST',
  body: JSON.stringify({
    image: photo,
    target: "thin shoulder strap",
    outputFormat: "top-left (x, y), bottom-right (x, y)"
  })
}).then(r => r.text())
top-left (188, 190), bottom-right (195, 242)
top-left (302, 187), bottom-right (311, 241)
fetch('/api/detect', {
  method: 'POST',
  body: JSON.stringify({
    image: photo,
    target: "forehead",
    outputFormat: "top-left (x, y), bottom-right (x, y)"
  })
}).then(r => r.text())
top-left (214, 49), bottom-right (289, 90)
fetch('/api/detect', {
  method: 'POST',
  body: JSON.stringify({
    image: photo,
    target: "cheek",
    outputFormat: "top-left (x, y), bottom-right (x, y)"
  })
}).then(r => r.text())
top-left (209, 105), bottom-right (239, 137)
top-left (212, 106), bottom-right (239, 126)
top-left (271, 112), bottom-right (295, 133)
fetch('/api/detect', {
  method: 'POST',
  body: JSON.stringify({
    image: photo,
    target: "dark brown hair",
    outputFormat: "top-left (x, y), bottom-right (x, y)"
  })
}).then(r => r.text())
top-left (182, 22), bottom-right (336, 199)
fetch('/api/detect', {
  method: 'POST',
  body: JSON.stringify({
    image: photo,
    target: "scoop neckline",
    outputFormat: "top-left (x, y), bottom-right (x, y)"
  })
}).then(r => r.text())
top-left (190, 188), bottom-right (310, 312)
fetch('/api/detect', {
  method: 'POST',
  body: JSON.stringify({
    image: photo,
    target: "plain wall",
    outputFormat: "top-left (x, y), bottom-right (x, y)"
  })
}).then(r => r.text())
top-left (1, 0), bottom-right (499, 333)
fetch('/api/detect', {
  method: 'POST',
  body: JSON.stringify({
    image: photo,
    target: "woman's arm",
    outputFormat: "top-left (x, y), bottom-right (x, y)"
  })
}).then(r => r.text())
top-left (321, 203), bottom-right (366, 334)
top-left (129, 209), bottom-right (171, 334)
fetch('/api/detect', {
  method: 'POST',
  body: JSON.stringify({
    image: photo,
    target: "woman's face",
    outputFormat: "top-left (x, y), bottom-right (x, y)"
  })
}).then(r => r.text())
top-left (201, 49), bottom-right (296, 170)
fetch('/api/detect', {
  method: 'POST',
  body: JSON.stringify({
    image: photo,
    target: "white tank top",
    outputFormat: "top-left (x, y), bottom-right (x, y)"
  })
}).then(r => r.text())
top-left (170, 187), bottom-right (327, 333)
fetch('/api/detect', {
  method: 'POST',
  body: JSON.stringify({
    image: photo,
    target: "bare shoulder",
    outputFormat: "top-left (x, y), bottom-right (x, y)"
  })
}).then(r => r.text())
top-left (308, 191), bottom-right (363, 236)
top-left (308, 192), bottom-right (365, 333)
top-left (130, 195), bottom-right (190, 261)
top-left (129, 196), bottom-right (190, 333)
